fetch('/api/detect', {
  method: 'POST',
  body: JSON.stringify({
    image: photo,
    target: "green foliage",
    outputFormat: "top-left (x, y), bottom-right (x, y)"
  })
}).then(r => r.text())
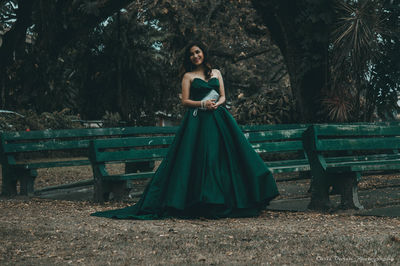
top-left (101, 111), bottom-right (122, 128)
top-left (2, 0), bottom-right (397, 125)
top-left (367, 0), bottom-right (400, 119)
top-left (0, 108), bottom-right (82, 132)
top-left (0, 0), bottom-right (17, 31)
top-left (320, 90), bottom-right (353, 122)
top-left (148, 0), bottom-right (289, 121)
top-left (79, 7), bottom-right (173, 124)
top-left (254, 0), bottom-right (399, 122)
top-left (328, 0), bottom-right (399, 121)
top-left (1, 0), bottom-right (290, 126)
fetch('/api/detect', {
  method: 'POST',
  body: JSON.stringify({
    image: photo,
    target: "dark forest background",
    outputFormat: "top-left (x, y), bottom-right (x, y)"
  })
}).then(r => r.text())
top-left (0, 0), bottom-right (399, 127)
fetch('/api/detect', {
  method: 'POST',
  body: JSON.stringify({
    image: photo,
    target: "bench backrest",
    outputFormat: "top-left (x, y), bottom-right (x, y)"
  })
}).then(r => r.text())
top-left (0, 126), bottom-right (179, 155)
top-left (240, 124), bottom-right (309, 132)
top-left (245, 128), bottom-right (307, 154)
top-left (0, 124), bottom-right (304, 154)
top-left (306, 123), bottom-right (400, 153)
top-left (89, 135), bottom-right (174, 163)
top-left (89, 124), bottom-right (310, 165)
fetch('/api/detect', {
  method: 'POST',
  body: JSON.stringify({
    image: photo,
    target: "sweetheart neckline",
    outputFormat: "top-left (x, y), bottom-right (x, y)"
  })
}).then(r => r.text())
top-left (193, 77), bottom-right (218, 83)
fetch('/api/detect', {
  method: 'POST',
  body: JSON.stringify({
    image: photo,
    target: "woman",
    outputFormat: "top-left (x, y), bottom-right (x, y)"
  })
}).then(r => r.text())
top-left (92, 42), bottom-right (279, 219)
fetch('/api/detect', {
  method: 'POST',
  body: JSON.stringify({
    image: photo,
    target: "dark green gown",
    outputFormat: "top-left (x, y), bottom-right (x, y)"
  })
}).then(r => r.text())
top-left (91, 77), bottom-right (279, 219)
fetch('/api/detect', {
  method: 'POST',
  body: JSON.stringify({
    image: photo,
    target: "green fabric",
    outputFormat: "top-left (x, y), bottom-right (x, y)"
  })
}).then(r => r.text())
top-left (91, 78), bottom-right (279, 219)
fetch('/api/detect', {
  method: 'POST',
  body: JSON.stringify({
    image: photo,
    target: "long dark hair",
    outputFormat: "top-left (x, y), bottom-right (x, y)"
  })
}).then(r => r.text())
top-left (181, 42), bottom-right (212, 79)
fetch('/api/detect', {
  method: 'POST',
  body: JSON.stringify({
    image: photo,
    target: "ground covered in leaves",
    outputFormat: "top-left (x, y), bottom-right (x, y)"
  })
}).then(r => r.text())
top-left (0, 198), bottom-right (399, 265)
top-left (0, 165), bottom-right (399, 265)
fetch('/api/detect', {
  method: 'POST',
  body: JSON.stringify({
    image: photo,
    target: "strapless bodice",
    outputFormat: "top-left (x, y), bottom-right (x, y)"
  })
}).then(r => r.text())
top-left (190, 77), bottom-right (220, 101)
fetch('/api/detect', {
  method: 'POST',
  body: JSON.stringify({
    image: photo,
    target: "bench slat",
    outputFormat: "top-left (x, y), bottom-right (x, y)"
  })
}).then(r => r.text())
top-left (15, 159), bottom-right (91, 169)
top-left (267, 159), bottom-right (309, 167)
top-left (316, 137), bottom-right (400, 151)
top-left (95, 148), bottom-right (168, 163)
top-left (93, 136), bottom-right (174, 149)
top-left (269, 164), bottom-right (310, 173)
top-left (102, 171), bottom-right (155, 181)
top-left (245, 128), bottom-right (305, 142)
top-left (241, 124), bottom-right (309, 132)
top-left (314, 124), bottom-right (400, 136)
top-left (2, 126), bottom-right (178, 141)
top-left (324, 153), bottom-right (400, 163)
top-left (326, 157), bottom-right (400, 168)
top-left (252, 141), bottom-right (304, 153)
top-left (328, 162), bottom-right (400, 172)
top-left (4, 139), bottom-right (91, 153)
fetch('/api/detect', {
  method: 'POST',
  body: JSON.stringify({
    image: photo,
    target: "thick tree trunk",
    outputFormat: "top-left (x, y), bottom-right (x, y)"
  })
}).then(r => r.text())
top-left (252, 0), bottom-right (331, 122)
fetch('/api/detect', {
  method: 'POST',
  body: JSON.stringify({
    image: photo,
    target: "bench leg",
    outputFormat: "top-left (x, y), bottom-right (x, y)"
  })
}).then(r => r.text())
top-left (337, 172), bottom-right (364, 210)
top-left (308, 172), bottom-right (333, 211)
top-left (1, 166), bottom-right (37, 196)
top-left (19, 169), bottom-right (37, 196)
top-left (93, 161), bottom-right (154, 203)
top-left (1, 165), bottom-right (17, 196)
top-left (94, 179), bottom-right (128, 203)
top-left (109, 181), bottom-right (128, 201)
top-left (19, 177), bottom-right (34, 195)
top-left (125, 161), bottom-right (154, 196)
top-left (93, 166), bottom-right (128, 203)
top-left (93, 178), bottom-right (108, 203)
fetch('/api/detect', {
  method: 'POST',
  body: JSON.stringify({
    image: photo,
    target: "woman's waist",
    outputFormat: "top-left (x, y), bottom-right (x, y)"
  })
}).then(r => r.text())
top-left (190, 88), bottom-right (219, 101)
top-left (186, 105), bottom-right (226, 112)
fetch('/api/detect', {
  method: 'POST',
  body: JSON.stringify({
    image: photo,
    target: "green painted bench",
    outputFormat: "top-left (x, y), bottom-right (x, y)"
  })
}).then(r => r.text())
top-left (244, 125), bottom-right (310, 174)
top-left (303, 123), bottom-right (400, 211)
top-left (0, 126), bottom-right (178, 196)
top-left (89, 124), bottom-right (311, 202)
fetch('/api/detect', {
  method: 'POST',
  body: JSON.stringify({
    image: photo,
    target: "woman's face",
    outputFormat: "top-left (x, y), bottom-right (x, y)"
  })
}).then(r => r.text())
top-left (189, 45), bottom-right (204, 67)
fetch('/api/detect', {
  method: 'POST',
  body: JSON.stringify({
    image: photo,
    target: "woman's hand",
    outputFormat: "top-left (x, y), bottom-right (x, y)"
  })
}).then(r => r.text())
top-left (205, 100), bottom-right (218, 110)
top-left (213, 96), bottom-right (226, 110)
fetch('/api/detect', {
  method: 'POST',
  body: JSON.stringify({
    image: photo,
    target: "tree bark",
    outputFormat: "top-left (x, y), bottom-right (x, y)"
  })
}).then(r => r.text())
top-left (252, 0), bottom-right (332, 122)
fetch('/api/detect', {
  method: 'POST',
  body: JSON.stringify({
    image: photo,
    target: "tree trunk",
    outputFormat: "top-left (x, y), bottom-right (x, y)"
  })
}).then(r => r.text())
top-left (252, 0), bottom-right (332, 122)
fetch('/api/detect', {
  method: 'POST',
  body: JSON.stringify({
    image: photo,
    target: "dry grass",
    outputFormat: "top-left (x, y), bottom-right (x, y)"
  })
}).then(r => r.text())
top-left (0, 162), bottom-right (399, 264)
top-left (0, 198), bottom-right (399, 265)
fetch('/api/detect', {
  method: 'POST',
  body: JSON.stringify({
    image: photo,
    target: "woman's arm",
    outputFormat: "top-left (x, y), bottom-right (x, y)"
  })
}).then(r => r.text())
top-left (214, 69), bottom-right (226, 108)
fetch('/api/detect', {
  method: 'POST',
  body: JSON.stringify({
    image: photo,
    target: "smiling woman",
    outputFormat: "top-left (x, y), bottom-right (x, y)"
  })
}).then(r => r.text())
top-left (189, 45), bottom-right (204, 66)
top-left (91, 41), bottom-right (279, 220)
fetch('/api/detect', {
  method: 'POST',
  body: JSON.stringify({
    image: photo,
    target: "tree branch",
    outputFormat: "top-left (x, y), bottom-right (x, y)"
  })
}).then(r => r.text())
top-left (206, 0), bottom-right (222, 25)
top-left (234, 48), bottom-right (271, 63)
top-left (211, 47), bottom-right (271, 63)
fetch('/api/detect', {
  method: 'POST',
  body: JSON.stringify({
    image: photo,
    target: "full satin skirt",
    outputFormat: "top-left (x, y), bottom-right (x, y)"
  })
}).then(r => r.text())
top-left (91, 107), bottom-right (279, 219)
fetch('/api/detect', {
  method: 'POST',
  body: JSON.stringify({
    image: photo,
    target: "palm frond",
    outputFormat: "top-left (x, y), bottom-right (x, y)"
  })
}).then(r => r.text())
top-left (331, 0), bottom-right (385, 72)
top-left (321, 91), bottom-right (353, 122)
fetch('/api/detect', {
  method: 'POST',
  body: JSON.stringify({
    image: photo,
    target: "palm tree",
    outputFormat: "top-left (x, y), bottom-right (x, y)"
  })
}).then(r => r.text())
top-left (327, 0), bottom-right (386, 121)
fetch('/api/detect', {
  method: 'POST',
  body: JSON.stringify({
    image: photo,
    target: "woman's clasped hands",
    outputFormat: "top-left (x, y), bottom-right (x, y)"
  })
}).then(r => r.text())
top-left (204, 99), bottom-right (219, 110)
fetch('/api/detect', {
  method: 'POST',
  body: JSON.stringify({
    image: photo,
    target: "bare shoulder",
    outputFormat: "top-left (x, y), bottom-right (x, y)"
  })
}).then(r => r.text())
top-left (182, 72), bottom-right (193, 82)
top-left (212, 69), bottom-right (222, 78)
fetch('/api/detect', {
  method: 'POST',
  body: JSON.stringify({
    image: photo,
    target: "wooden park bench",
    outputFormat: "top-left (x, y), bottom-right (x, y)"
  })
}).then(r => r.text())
top-left (89, 124), bottom-right (311, 202)
top-left (243, 124), bottom-right (310, 174)
top-left (303, 123), bottom-right (400, 211)
top-left (0, 126), bottom-right (177, 196)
